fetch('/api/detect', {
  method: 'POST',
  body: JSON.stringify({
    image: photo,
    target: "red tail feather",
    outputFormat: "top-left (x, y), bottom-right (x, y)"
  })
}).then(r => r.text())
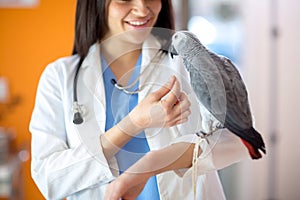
top-left (241, 139), bottom-right (262, 159)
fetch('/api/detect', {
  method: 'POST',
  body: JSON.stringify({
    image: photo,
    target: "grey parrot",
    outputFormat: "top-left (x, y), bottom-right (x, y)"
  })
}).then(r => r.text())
top-left (169, 31), bottom-right (266, 159)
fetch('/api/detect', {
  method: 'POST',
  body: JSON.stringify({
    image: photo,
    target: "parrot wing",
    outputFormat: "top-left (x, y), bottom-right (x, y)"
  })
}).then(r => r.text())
top-left (210, 54), bottom-right (266, 157)
top-left (189, 49), bottom-right (266, 158)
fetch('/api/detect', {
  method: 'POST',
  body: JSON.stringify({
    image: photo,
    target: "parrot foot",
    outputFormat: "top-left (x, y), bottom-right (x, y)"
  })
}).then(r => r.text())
top-left (195, 126), bottom-right (222, 144)
top-left (196, 131), bottom-right (211, 137)
top-left (195, 131), bottom-right (214, 144)
top-left (216, 123), bottom-right (224, 129)
top-left (195, 130), bottom-right (216, 138)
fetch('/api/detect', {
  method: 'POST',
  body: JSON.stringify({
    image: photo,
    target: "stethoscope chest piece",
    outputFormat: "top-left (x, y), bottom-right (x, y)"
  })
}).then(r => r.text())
top-left (73, 101), bottom-right (84, 124)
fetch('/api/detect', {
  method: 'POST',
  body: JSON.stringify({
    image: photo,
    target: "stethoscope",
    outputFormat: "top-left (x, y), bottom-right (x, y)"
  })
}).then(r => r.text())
top-left (72, 50), bottom-right (166, 125)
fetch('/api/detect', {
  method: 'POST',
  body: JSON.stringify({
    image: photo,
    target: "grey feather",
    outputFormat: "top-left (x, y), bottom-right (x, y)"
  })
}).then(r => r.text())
top-left (170, 31), bottom-right (266, 159)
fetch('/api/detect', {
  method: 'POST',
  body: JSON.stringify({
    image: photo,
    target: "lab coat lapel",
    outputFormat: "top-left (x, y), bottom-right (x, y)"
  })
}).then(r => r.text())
top-left (139, 35), bottom-right (164, 101)
top-left (81, 43), bottom-right (106, 108)
top-left (73, 44), bottom-right (107, 158)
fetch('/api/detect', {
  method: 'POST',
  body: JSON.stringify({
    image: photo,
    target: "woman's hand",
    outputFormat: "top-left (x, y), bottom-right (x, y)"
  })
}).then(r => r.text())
top-left (104, 170), bottom-right (152, 200)
top-left (104, 151), bottom-right (154, 200)
top-left (118, 76), bottom-right (191, 136)
top-left (104, 142), bottom-right (196, 200)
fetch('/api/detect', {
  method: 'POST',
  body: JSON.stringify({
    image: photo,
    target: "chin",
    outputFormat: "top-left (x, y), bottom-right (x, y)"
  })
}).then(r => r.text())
top-left (122, 27), bottom-right (153, 45)
top-left (102, 27), bottom-right (153, 47)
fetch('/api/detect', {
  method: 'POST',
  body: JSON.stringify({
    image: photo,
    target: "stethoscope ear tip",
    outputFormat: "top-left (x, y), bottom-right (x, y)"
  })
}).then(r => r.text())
top-left (73, 112), bottom-right (84, 125)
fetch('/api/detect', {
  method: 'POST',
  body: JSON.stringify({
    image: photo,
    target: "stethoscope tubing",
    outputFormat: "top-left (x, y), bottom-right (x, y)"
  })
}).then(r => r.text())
top-left (72, 50), bottom-right (166, 125)
top-left (73, 57), bottom-right (85, 124)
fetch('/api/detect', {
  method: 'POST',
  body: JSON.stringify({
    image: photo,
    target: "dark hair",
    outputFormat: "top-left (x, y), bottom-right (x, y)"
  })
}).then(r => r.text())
top-left (72, 0), bottom-right (175, 58)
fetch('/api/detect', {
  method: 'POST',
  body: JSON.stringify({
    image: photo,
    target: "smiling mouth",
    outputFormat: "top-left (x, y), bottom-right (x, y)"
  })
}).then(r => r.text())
top-left (126, 19), bottom-right (150, 27)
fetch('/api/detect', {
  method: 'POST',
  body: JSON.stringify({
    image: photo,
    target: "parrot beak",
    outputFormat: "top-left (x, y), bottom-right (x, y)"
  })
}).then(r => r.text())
top-left (169, 45), bottom-right (178, 59)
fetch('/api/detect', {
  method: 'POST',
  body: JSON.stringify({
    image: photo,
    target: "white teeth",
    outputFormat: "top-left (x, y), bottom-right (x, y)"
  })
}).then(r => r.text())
top-left (128, 20), bottom-right (148, 26)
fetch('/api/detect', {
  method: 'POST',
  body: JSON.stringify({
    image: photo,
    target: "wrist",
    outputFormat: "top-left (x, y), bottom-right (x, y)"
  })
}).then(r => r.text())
top-left (128, 108), bottom-right (151, 130)
top-left (117, 114), bottom-right (144, 136)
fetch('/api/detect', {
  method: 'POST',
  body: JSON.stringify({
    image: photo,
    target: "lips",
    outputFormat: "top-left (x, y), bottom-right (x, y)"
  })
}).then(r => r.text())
top-left (126, 19), bottom-right (150, 27)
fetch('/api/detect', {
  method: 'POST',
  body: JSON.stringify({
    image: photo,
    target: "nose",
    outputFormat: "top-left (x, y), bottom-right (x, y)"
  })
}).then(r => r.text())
top-left (132, 0), bottom-right (150, 16)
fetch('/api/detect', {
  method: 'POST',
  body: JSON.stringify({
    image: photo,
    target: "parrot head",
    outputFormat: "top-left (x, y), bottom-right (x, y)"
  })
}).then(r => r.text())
top-left (169, 31), bottom-right (203, 59)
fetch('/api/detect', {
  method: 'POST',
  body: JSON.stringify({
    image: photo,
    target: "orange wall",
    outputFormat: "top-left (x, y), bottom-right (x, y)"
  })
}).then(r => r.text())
top-left (0, 0), bottom-right (76, 199)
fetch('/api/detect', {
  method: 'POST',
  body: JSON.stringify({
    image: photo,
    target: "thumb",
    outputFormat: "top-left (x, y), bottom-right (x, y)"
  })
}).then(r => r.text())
top-left (152, 76), bottom-right (176, 100)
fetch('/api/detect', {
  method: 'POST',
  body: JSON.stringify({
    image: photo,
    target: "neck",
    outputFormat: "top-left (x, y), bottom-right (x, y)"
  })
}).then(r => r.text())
top-left (101, 35), bottom-right (143, 66)
top-left (100, 38), bottom-right (142, 84)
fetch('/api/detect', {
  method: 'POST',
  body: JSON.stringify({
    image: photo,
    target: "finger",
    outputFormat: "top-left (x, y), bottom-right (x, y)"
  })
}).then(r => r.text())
top-left (105, 183), bottom-right (121, 200)
top-left (163, 77), bottom-right (181, 107)
top-left (166, 115), bottom-right (189, 127)
top-left (181, 109), bottom-right (191, 119)
top-left (164, 108), bottom-right (191, 127)
top-left (151, 76), bottom-right (176, 101)
top-left (171, 93), bottom-right (191, 116)
top-left (175, 117), bottom-right (189, 125)
top-left (179, 92), bottom-right (189, 102)
top-left (109, 189), bottom-right (122, 200)
top-left (173, 109), bottom-right (191, 124)
top-left (177, 92), bottom-right (191, 111)
top-left (104, 185), bottom-right (111, 200)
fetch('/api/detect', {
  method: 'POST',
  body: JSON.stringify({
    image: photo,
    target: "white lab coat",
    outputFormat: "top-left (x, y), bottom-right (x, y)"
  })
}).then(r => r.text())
top-left (29, 34), bottom-right (249, 200)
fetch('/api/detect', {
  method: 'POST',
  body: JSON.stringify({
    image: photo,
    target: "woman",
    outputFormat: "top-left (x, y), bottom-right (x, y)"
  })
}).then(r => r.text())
top-left (30, 0), bottom-right (248, 199)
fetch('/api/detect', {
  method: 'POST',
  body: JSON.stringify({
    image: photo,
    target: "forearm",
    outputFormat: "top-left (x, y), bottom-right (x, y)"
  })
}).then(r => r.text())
top-left (126, 142), bottom-right (201, 176)
top-left (154, 142), bottom-right (199, 174)
top-left (100, 115), bottom-right (143, 160)
top-left (104, 142), bottom-right (200, 200)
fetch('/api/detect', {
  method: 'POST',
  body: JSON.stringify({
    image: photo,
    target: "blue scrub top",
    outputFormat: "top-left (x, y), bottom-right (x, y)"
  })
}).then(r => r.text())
top-left (101, 55), bottom-right (160, 200)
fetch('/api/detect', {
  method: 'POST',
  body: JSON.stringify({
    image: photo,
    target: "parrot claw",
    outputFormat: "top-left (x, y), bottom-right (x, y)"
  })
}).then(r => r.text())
top-left (195, 131), bottom-right (214, 144)
top-left (216, 123), bottom-right (224, 129)
top-left (196, 131), bottom-right (213, 138)
top-left (196, 131), bottom-right (206, 137)
top-left (196, 125), bottom-right (222, 144)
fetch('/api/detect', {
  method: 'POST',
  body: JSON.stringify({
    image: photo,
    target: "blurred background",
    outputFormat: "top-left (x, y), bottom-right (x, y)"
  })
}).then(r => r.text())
top-left (0, 0), bottom-right (299, 199)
